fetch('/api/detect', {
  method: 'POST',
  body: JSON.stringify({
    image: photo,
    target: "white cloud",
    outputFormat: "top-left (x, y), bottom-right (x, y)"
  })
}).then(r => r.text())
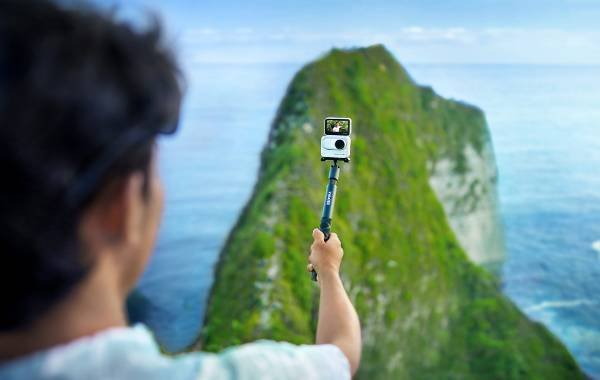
top-left (179, 26), bottom-right (600, 64)
top-left (398, 26), bottom-right (474, 44)
top-left (182, 26), bottom-right (477, 45)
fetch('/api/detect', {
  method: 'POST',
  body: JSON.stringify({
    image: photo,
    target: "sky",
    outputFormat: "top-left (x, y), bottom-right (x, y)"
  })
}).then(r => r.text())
top-left (93, 0), bottom-right (600, 65)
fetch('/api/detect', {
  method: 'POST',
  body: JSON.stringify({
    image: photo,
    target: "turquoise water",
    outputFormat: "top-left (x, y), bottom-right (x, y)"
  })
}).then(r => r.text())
top-left (132, 63), bottom-right (600, 377)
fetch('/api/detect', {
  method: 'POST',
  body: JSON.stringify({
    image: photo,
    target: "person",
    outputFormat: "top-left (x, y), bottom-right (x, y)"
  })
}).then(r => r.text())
top-left (0, 1), bottom-right (361, 379)
top-left (332, 122), bottom-right (341, 133)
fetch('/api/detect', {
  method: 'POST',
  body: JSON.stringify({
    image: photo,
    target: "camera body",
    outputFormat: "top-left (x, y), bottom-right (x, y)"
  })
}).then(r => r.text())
top-left (321, 117), bottom-right (351, 162)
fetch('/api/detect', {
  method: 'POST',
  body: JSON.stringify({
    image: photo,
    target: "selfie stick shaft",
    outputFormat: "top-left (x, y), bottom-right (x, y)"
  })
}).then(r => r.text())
top-left (311, 162), bottom-right (340, 282)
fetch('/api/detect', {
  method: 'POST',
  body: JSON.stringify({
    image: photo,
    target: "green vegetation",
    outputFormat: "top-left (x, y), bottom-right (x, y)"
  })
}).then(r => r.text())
top-left (197, 45), bottom-right (583, 379)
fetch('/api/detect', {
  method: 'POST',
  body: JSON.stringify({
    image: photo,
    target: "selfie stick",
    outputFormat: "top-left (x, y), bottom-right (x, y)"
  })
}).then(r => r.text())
top-left (311, 159), bottom-right (341, 282)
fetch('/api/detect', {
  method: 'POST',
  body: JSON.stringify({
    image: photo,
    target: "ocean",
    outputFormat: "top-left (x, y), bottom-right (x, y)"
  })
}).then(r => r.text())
top-left (132, 62), bottom-right (600, 377)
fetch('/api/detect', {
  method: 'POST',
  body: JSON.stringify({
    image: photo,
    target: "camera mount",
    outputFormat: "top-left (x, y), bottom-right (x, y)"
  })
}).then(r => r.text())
top-left (321, 156), bottom-right (350, 163)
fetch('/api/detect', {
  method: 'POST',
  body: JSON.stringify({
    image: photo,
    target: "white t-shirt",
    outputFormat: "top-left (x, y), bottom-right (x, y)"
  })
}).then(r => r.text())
top-left (0, 324), bottom-right (350, 380)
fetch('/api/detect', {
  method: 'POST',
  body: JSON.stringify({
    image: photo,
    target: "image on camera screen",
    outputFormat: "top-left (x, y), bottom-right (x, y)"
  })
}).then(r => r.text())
top-left (325, 119), bottom-right (350, 135)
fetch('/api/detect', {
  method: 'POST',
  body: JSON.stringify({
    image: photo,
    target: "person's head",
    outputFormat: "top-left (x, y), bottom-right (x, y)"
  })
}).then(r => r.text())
top-left (0, 0), bottom-right (182, 331)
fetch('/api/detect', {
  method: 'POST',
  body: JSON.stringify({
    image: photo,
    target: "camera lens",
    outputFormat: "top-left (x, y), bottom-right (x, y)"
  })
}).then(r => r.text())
top-left (335, 139), bottom-right (345, 149)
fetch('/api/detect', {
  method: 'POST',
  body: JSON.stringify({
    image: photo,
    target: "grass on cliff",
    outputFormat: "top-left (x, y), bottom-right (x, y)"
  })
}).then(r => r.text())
top-left (198, 45), bottom-right (583, 380)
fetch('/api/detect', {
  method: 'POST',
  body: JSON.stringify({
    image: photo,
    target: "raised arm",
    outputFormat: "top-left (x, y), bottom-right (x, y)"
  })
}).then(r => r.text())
top-left (308, 229), bottom-right (362, 375)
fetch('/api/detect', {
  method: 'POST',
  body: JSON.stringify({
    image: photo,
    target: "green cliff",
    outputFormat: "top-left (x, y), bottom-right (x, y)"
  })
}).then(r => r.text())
top-left (198, 45), bottom-right (582, 379)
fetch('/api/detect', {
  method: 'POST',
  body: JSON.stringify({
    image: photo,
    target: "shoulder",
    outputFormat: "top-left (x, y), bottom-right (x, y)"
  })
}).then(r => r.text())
top-left (0, 325), bottom-right (202, 380)
top-left (192, 340), bottom-right (350, 380)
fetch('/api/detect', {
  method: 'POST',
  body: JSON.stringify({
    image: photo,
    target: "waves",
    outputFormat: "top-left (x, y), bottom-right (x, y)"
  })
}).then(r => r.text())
top-left (525, 299), bottom-right (598, 313)
top-left (592, 241), bottom-right (600, 259)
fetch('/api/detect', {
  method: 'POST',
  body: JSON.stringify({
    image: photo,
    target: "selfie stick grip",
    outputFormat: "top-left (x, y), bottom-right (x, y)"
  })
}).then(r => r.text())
top-left (311, 163), bottom-right (340, 282)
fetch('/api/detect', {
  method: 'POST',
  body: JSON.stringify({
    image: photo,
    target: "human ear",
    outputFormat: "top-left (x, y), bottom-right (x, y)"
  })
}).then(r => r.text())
top-left (118, 172), bottom-right (146, 250)
top-left (79, 172), bottom-right (145, 254)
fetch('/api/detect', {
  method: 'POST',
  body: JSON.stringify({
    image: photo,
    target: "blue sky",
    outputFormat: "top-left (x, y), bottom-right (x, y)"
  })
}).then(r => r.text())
top-left (95, 0), bottom-right (600, 65)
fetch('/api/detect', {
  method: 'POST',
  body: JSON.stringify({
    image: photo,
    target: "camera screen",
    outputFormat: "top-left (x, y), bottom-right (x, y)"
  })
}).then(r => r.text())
top-left (325, 119), bottom-right (350, 136)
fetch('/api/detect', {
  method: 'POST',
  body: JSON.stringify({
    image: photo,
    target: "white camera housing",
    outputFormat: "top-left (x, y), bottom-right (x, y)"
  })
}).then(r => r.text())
top-left (321, 135), bottom-right (351, 160)
top-left (321, 117), bottom-right (352, 161)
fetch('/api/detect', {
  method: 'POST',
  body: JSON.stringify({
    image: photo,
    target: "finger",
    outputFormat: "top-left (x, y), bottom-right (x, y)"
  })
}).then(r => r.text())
top-left (312, 228), bottom-right (325, 244)
top-left (329, 233), bottom-right (341, 246)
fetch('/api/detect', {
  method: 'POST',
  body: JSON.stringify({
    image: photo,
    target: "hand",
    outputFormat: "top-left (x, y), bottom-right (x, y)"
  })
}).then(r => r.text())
top-left (307, 228), bottom-right (344, 278)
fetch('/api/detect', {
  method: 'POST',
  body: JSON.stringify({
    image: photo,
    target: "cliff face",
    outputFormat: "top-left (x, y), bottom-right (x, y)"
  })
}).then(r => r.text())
top-left (199, 45), bottom-right (582, 379)
top-left (415, 84), bottom-right (505, 266)
top-left (429, 141), bottom-right (505, 266)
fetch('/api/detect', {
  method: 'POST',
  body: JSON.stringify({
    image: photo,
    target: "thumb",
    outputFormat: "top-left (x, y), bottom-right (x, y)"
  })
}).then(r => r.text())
top-left (312, 228), bottom-right (325, 243)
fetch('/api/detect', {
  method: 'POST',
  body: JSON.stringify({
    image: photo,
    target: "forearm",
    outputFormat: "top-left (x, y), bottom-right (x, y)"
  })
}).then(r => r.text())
top-left (316, 270), bottom-right (361, 375)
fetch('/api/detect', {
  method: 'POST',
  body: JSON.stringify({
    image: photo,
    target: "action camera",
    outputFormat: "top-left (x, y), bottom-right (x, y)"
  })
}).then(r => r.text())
top-left (321, 117), bottom-right (351, 162)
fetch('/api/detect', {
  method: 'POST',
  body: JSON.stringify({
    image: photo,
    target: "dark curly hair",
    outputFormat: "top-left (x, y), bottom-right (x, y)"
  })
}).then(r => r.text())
top-left (0, 0), bottom-right (183, 330)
